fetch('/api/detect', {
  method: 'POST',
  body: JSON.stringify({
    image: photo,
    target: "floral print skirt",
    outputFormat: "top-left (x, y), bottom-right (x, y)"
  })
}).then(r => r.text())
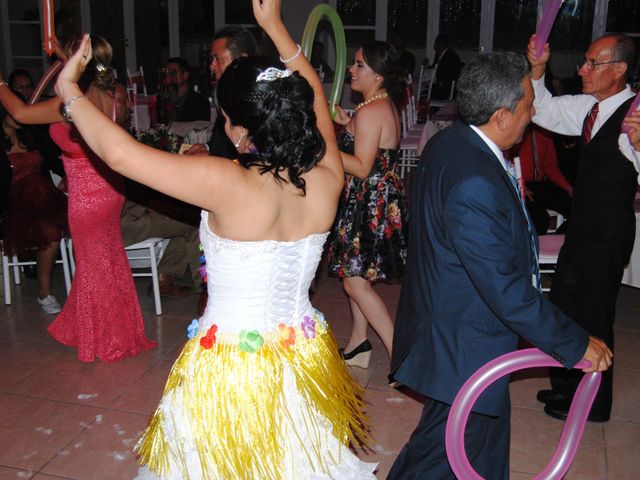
top-left (328, 171), bottom-right (408, 282)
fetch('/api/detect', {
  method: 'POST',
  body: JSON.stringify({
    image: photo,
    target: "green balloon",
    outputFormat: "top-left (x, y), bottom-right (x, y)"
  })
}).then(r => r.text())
top-left (301, 4), bottom-right (347, 120)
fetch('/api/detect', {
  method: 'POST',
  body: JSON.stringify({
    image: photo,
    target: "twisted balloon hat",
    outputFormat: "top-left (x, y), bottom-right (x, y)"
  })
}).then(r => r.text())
top-left (445, 348), bottom-right (601, 479)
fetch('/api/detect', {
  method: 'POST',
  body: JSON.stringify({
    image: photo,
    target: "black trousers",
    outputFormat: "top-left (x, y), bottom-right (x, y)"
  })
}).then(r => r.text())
top-left (549, 218), bottom-right (635, 417)
top-left (387, 398), bottom-right (509, 480)
top-left (525, 180), bottom-right (572, 235)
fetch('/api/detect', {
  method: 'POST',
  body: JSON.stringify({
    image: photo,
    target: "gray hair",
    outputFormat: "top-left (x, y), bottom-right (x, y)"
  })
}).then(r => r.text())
top-left (603, 33), bottom-right (636, 80)
top-left (457, 51), bottom-right (529, 126)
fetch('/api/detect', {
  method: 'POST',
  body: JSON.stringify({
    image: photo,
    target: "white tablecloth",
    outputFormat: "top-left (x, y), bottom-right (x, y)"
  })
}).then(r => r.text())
top-left (622, 209), bottom-right (640, 288)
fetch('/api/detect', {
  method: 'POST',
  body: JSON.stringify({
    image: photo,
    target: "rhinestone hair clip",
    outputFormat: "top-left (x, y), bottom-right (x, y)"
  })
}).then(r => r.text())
top-left (256, 67), bottom-right (292, 82)
top-left (95, 63), bottom-right (107, 72)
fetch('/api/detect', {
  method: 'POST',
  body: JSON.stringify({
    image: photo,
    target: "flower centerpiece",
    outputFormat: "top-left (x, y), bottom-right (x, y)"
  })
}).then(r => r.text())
top-left (136, 126), bottom-right (181, 153)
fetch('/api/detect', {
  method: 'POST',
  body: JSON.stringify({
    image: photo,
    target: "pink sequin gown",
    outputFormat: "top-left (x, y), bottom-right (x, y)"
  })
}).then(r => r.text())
top-left (48, 121), bottom-right (156, 362)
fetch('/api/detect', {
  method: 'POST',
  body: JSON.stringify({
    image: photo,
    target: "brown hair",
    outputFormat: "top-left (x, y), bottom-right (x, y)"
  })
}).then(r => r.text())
top-left (65, 35), bottom-right (115, 91)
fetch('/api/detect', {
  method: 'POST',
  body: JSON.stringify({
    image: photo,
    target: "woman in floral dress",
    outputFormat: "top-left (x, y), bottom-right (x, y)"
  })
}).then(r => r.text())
top-left (328, 41), bottom-right (408, 368)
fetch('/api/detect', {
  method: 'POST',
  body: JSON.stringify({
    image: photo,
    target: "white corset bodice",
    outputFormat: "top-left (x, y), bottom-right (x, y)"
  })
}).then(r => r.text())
top-left (198, 211), bottom-right (328, 333)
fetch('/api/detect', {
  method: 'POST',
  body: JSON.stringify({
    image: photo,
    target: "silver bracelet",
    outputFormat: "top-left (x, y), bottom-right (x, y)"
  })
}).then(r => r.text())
top-left (279, 44), bottom-right (302, 64)
top-left (62, 95), bottom-right (88, 123)
top-left (0, 81), bottom-right (8, 88)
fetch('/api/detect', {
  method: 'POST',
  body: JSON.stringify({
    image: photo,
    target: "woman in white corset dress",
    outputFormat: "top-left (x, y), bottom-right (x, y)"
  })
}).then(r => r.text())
top-left (54, 0), bottom-right (376, 478)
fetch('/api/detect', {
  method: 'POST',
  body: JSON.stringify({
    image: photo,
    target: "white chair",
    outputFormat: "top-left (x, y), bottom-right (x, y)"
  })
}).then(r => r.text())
top-left (67, 237), bottom-right (166, 315)
top-left (398, 136), bottom-right (420, 179)
top-left (538, 234), bottom-right (565, 293)
top-left (2, 238), bottom-right (72, 306)
top-left (126, 66), bottom-right (147, 96)
top-left (546, 209), bottom-right (565, 233)
top-left (416, 64), bottom-right (436, 102)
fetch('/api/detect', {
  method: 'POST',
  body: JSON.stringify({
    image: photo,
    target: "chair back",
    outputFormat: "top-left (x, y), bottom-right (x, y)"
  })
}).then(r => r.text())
top-left (416, 64), bottom-right (435, 102)
top-left (127, 66), bottom-right (147, 97)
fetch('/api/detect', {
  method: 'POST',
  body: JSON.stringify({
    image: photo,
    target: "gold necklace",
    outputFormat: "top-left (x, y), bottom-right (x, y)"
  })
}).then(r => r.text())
top-left (354, 91), bottom-right (389, 112)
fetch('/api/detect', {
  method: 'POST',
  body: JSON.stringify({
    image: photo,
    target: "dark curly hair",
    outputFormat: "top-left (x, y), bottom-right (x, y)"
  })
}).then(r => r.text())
top-left (361, 41), bottom-right (407, 109)
top-left (216, 56), bottom-right (326, 195)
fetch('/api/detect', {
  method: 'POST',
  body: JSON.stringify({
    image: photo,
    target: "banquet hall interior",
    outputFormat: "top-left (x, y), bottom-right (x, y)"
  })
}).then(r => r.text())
top-left (1, 1), bottom-right (639, 479)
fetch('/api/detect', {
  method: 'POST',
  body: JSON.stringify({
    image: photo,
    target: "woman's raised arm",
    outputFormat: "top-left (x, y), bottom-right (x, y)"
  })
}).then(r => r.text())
top-left (0, 78), bottom-right (63, 124)
top-left (252, 0), bottom-right (342, 179)
top-left (54, 34), bottom-right (243, 213)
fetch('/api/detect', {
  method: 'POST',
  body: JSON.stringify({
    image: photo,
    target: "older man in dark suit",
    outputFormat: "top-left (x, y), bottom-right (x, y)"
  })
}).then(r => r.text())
top-left (388, 52), bottom-right (612, 479)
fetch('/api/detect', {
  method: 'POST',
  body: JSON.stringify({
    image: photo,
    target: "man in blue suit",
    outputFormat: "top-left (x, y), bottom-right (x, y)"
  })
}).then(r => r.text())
top-left (388, 52), bottom-right (613, 479)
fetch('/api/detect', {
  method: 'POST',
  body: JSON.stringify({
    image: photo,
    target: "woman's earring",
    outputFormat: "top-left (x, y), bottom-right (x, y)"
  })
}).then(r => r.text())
top-left (234, 132), bottom-right (245, 149)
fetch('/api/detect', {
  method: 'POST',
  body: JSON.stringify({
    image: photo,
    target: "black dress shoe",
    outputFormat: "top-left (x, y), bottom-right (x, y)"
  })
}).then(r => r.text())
top-left (536, 389), bottom-right (567, 404)
top-left (387, 374), bottom-right (401, 388)
top-left (339, 340), bottom-right (372, 368)
top-left (544, 399), bottom-right (610, 423)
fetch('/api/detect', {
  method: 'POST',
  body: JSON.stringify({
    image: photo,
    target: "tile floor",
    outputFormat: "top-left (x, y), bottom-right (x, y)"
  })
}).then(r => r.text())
top-left (1, 264), bottom-right (639, 479)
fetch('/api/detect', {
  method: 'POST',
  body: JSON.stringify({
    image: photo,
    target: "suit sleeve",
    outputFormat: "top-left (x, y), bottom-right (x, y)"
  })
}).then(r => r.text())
top-left (444, 175), bottom-right (588, 368)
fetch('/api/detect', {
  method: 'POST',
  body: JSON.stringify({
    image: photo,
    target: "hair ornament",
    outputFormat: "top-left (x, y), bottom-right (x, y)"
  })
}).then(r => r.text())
top-left (256, 67), bottom-right (292, 83)
top-left (95, 63), bottom-right (107, 72)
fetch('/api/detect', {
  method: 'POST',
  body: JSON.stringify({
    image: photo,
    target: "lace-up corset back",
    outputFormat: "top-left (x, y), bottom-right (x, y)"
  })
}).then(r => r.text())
top-left (199, 211), bottom-right (328, 333)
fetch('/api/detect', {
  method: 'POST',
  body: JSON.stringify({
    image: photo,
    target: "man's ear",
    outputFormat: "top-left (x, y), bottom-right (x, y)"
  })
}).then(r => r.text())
top-left (491, 108), bottom-right (509, 132)
top-left (613, 62), bottom-right (628, 81)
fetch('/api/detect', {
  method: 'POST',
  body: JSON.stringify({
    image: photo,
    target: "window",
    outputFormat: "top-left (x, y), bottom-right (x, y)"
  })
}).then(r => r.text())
top-left (387, 0), bottom-right (427, 48)
top-left (179, 0), bottom-right (215, 96)
top-left (547, 0), bottom-right (595, 53)
top-left (225, 0), bottom-right (253, 25)
top-left (439, 0), bottom-right (481, 52)
top-left (90, 0), bottom-right (125, 84)
top-left (493, 0), bottom-right (537, 52)
top-left (337, 0), bottom-right (376, 47)
top-left (606, 0), bottom-right (640, 34)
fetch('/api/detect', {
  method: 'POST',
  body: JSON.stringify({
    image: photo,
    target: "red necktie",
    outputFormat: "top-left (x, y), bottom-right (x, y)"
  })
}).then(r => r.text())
top-left (582, 102), bottom-right (599, 144)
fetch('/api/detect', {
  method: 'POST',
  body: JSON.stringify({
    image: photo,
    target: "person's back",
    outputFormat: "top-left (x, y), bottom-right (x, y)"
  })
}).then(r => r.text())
top-left (52, 3), bottom-right (377, 477)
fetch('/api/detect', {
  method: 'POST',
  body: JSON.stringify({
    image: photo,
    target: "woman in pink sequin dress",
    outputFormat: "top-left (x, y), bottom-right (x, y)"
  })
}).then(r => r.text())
top-left (0, 36), bottom-right (156, 361)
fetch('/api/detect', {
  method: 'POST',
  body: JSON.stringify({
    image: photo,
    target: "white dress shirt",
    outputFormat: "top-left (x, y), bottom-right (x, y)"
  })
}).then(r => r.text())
top-left (531, 75), bottom-right (640, 178)
top-left (470, 125), bottom-right (510, 172)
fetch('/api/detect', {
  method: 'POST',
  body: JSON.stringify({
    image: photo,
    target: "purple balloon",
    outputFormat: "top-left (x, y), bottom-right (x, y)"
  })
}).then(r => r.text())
top-left (445, 348), bottom-right (601, 480)
top-left (534, 0), bottom-right (563, 59)
top-left (621, 93), bottom-right (640, 134)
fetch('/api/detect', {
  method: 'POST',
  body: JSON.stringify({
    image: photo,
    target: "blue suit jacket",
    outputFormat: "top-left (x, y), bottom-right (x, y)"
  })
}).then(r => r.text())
top-left (391, 121), bottom-right (589, 417)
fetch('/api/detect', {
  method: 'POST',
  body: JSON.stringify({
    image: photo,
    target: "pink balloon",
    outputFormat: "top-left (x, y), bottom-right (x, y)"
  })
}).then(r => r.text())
top-left (621, 93), bottom-right (640, 134)
top-left (28, 60), bottom-right (63, 105)
top-left (445, 348), bottom-right (601, 480)
top-left (534, 0), bottom-right (563, 59)
top-left (42, 0), bottom-right (56, 56)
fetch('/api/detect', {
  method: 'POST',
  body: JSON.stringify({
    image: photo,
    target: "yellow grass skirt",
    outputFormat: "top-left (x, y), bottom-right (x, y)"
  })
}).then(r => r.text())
top-left (136, 311), bottom-right (373, 479)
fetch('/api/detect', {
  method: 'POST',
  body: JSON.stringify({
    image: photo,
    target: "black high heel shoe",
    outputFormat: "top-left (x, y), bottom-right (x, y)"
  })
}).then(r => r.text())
top-left (339, 340), bottom-right (372, 368)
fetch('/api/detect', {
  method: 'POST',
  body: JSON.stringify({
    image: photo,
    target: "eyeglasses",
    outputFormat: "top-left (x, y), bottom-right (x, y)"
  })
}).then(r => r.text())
top-left (577, 59), bottom-right (623, 73)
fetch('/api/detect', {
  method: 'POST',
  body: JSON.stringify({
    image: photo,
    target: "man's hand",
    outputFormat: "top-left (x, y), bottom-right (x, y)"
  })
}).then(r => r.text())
top-left (623, 109), bottom-right (640, 152)
top-left (184, 144), bottom-right (209, 156)
top-left (581, 336), bottom-right (613, 373)
top-left (526, 34), bottom-right (550, 81)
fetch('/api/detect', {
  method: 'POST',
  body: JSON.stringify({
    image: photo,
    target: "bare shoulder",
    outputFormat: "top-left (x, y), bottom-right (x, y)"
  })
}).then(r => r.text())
top-left (355, 99), bottom-right (395, 128)
top-left (312, 149), bottom-right (344, 191)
